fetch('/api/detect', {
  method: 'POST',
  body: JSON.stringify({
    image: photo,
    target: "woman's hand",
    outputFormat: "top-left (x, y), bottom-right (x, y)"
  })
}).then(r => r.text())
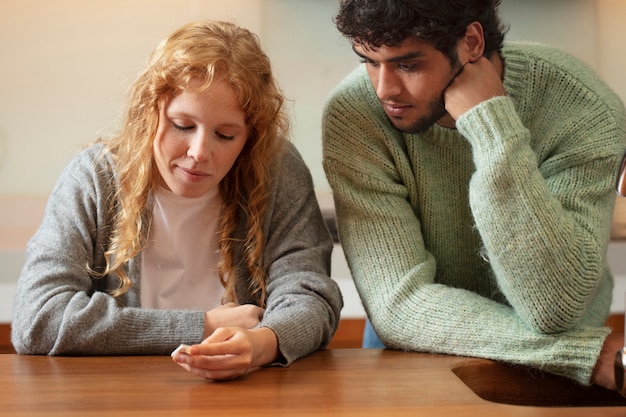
top-left (203, 303), bottom-right (265, 338)
top-left (171, 326), bottom-right (279, 380)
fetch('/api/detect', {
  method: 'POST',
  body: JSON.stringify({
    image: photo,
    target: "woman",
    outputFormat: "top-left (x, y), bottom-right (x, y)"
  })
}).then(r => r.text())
top-left (11, 20), bottom-right (342, 381)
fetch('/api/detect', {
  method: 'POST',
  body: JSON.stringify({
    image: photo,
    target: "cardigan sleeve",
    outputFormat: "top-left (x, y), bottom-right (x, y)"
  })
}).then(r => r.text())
top-left (255, 143), bottom-right (343, 365)
top-left (11, 145), bottom-right (205, 355)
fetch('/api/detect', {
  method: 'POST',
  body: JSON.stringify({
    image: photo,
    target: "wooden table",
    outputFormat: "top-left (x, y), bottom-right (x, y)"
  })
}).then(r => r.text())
top-left (1, 349), bottom-right (625, 416)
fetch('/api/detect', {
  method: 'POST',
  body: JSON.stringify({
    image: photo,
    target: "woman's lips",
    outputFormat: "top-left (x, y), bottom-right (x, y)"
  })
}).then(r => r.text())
top-left (179, 166), bottom-right (208, 182)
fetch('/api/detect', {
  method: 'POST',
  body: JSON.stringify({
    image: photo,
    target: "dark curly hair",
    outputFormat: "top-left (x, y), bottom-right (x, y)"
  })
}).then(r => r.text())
top-left (335, 0), bottom-right (508, 59)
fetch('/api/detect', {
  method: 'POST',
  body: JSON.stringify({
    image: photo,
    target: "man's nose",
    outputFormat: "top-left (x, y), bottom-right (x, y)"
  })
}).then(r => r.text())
top-left (375, 65), bottom-right (402, 100)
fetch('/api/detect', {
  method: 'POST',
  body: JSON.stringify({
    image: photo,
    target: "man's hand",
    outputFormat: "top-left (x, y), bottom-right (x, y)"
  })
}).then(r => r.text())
top-left (444, 56), bottom-right (506, 121)
top-left (591, 331), bottom-right (624, 393)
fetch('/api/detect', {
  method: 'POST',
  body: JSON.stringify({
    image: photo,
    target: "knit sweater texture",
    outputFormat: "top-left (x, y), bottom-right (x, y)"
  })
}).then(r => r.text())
top-left (323, 42), bottom-right (626, 384)
top-left (12, 141), bottom-right (343, 365)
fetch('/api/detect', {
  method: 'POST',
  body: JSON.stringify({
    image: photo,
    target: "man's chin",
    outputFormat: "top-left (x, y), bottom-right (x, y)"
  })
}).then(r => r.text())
top-left (388, 110), bottom-right (449, 134)
top-left (389, 117), bottom-right (433, 134)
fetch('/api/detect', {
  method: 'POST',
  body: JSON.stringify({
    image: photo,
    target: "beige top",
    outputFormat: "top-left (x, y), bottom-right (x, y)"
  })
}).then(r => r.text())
top-left (141, 186), bottom-right (224, 311)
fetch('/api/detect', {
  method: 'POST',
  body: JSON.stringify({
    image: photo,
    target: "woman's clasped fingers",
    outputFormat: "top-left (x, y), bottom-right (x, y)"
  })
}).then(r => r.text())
top-left (172, 327), bottom-right (256, 380)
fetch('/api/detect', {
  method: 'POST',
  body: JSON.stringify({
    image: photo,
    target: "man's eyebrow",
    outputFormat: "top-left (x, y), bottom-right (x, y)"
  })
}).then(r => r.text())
top-left (352, 46), bottom-right (426, 63)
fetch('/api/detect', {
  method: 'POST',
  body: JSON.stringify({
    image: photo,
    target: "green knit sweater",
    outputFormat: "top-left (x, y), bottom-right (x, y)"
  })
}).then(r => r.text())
top-left (323, 43), bottom-right (626, 384)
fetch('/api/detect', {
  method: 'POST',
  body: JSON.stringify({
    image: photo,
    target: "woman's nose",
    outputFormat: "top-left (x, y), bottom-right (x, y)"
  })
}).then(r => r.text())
top-left (187, 133), bottom-right (210, 162)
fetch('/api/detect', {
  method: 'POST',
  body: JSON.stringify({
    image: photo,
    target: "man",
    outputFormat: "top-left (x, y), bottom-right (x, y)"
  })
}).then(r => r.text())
top-left (322, 0), bottom-right (625, 392)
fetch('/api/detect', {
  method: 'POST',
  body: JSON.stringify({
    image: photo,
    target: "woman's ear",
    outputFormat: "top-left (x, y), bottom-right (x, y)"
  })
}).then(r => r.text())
top-left (462, 21), bottom-right (485, 63)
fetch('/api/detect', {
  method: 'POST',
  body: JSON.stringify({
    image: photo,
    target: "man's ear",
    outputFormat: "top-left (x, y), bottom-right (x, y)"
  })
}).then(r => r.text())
top-left (461, 21), bottom-right (485, 63)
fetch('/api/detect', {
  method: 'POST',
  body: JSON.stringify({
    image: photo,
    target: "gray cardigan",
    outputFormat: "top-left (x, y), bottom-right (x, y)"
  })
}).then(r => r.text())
top-left (12, 142), bottom-right (342, 365)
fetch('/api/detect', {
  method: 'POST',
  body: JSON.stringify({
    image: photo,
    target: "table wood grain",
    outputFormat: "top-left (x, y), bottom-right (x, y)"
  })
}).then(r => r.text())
top-left (1, 349), bottom-right (625, 416)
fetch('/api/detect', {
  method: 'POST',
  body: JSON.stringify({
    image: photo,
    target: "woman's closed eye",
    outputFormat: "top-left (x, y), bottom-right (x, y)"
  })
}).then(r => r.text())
top-left (172, 122), bottom-right (195, 132)
top-left (216, 131), bottom-right (235, 141)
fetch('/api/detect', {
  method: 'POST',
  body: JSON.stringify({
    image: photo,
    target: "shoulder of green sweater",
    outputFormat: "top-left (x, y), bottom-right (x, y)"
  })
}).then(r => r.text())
top-left (503, 42), bottom-right (580, 61)
top-left (324, 65), bottom-right (380, 114)
top-left (502, 41), bottom-right (598, 73)
top-left (322, 65), bottom-right (395, 147)
top-left (328, 64), bottom-right (370, 97)
top-left (503, 42), bottom-right (625, 114)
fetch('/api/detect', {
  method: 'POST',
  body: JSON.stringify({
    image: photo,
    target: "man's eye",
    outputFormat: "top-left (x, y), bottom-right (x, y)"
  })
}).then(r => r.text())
top-left (172, 122), bottom-right (194, 131)
top-left (359, 58), bottom-right (379, 67)
top-left (398, 63), bottom-right (417, 71)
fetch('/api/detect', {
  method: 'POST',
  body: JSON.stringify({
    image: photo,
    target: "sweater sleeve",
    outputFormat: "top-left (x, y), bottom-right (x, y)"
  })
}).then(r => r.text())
top-left (459, 95), bottom-right (624, 334)
top-left (256, 143), bottom-right (343, 365)
top-left (11, 146), bottom-right (205, 355)
top-left (322, 65), bottom-right (622, 385)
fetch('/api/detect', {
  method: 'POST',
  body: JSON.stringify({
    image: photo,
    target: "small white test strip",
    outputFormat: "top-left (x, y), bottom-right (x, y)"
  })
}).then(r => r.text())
top-left (171, 344), bottom-right (192, 357)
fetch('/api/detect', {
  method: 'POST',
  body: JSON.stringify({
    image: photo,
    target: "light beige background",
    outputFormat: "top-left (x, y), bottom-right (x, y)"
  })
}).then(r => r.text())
top-left (1, 0), bottom-right (625, 196)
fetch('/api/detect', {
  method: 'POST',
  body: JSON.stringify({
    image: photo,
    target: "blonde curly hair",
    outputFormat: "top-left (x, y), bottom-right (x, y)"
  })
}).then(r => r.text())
top-left (99, 20), bottom-right (288, 306)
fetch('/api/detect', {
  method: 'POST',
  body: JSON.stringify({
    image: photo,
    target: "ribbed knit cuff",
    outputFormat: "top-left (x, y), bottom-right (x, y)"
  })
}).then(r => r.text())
top-left (456, 96), bottom-right (528, 169)
top-left (544, 326), bottom-right (611, 385)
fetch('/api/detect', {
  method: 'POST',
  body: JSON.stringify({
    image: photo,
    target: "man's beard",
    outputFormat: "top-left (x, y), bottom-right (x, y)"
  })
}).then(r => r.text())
top-left (388, 95), bottom-right (447, 134)
top-left (389, 57), bottom-right (462, 134)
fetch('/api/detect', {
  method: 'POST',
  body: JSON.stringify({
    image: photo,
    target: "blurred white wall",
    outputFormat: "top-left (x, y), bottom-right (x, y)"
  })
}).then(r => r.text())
top-left (0, 0), bottom-right (624, 196)
top-left (0, 0), bottom-right (264, 195)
